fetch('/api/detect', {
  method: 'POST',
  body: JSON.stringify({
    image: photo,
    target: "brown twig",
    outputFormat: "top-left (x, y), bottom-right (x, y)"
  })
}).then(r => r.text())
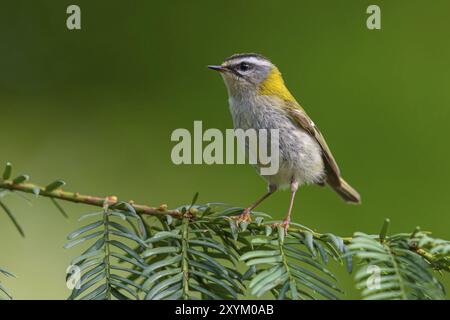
top-left (0, 180), bottom-right (182, 218)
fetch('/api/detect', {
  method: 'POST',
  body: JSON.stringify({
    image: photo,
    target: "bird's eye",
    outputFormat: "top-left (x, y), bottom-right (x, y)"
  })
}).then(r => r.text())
top-left (238, 62), bottom-right (251, 72)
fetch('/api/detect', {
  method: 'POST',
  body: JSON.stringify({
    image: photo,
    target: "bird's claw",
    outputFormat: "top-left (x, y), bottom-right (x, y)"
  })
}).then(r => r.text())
top-left (272, 218), bottom-right (291, 234)
top-left (232, 208), bottom-right (252, 223)
top-left (282, 218), bottom-right (290, 233)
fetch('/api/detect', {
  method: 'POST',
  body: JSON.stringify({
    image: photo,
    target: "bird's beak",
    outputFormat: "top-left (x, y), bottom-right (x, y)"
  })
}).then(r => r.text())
top-left (207, 65), bottom-right (227, 73)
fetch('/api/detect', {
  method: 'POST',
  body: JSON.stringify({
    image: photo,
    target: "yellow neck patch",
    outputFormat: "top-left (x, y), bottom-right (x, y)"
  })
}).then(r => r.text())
top-left (258, 67), bottom-right (296, 103)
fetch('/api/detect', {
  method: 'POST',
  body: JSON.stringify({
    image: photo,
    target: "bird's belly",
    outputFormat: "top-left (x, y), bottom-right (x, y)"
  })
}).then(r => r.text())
top-left (230, 100), bottom-right (325, 188)
top-left (270, 127), bottom-right (325, 189)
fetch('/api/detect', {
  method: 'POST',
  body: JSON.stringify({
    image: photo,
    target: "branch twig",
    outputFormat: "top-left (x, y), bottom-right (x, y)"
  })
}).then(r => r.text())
top-left (0, 180), bottom-right (182, 218)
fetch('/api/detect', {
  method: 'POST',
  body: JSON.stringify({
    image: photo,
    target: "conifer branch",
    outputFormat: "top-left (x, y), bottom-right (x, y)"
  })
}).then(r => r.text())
top-left (1, 162), bottom-right (449, 300)
top-left (0, 175), bottom-right (447, 269)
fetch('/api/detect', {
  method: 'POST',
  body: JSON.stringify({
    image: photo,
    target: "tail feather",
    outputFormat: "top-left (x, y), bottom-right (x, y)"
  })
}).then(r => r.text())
top-left (329, 177), bottom-right (361, 204)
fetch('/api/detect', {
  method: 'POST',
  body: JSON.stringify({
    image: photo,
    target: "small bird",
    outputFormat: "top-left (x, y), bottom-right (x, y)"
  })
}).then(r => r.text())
top-left (208, 53), bottom-right (360, 231)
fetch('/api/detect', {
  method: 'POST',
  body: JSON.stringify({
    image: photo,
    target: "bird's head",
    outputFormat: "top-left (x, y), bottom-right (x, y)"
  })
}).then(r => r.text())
top-left (208, 53), bottom-right (295, 102)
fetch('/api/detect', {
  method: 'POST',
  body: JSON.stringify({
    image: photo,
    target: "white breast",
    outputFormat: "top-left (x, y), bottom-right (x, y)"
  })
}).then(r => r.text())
top-left (228, 95), bottom-right (325, 189)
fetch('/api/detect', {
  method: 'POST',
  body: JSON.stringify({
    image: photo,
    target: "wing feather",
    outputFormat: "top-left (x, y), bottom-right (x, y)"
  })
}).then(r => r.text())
top-left (284, 102), bottom-right (360, 203)
top-left (286, 105), bottom-right (341, 183)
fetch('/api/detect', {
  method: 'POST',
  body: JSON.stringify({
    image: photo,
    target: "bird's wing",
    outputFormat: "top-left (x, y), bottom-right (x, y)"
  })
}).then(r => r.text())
top-left (285, 103), bottom-right (341, 183)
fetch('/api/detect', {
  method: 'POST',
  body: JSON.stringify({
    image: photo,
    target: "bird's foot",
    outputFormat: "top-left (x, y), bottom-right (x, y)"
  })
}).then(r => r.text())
top-left (232, 208), bottom-right (252, 223)
top-left (282, 218), bottom-right (291, 233)
top-left (272, 217), bottom-right (291, 234)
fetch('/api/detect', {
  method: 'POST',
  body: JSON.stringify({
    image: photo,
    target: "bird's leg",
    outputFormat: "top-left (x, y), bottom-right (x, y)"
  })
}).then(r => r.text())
top-left (281, 179), bottom-right (299, 233)
top-left (234, 184), bottom-right (277, 223)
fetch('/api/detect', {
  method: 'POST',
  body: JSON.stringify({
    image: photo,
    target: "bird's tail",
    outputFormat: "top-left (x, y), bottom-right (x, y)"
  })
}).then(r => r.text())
top-left (329, 177), bottom-right (361, 204)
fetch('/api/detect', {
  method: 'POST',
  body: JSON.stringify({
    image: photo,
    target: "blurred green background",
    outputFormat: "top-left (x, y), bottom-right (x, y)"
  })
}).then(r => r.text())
top-left (0, 0), bottom-right (449, 299)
